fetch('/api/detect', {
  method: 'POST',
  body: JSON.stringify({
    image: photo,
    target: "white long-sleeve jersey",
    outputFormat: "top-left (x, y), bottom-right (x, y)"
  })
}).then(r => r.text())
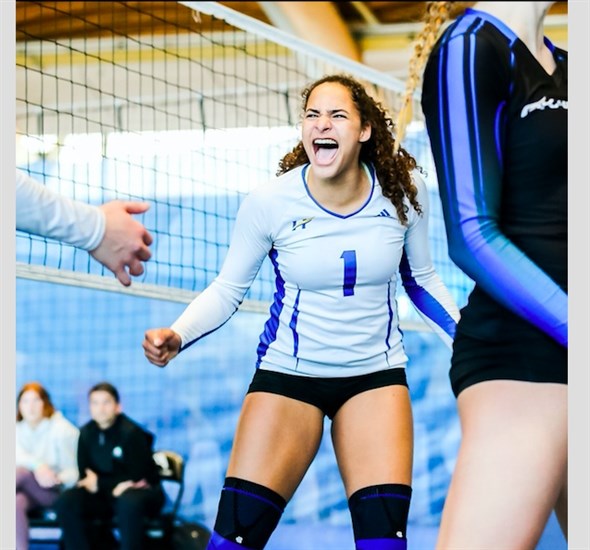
top-left (16, 411), bottom-right (80, 488)
top-left (172, 164), bottom-right (459, 377)
top-left (16, 169), bottom-right (104, 250)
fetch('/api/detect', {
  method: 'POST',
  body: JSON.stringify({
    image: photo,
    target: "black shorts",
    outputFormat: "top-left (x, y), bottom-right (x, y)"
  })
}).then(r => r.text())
top-left (450, 327), bottom-right (567, 398)
top-left (247, 368), bottom-right (408, 420)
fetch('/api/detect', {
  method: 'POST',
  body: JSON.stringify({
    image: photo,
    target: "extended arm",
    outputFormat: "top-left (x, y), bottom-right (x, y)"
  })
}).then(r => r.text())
top-left (16, 169), bottom-right (153, 286)
top-left (144, 188), bottom-right (272, 365)
top-left (16, 169), bottom-right (104, 249)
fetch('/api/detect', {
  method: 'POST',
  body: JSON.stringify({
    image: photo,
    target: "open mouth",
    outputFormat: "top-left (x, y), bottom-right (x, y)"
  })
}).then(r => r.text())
top-left (313, 138), bottom-right (338, 163)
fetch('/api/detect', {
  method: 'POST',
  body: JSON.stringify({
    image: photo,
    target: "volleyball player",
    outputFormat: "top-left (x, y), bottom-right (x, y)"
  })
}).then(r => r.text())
top-left (402, 2), bottom-right (567, 547)
top-left (143, 74), bottom-right (459, 550)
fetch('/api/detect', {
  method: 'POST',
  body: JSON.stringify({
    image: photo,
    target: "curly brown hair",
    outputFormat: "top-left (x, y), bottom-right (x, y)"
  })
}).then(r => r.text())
top-left (277, 74), bottom-right (422, 225)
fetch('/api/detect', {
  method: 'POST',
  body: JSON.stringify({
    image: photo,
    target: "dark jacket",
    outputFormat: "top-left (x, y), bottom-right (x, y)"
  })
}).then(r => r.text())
top-left (77, 413), bottom-right (160, 497)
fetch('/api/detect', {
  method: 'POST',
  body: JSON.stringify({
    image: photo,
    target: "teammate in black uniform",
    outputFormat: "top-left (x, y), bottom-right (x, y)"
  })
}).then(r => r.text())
top-left (55, 382), bottom-right (165, 550)
top-left (399, 2), bottom-right (567, 548)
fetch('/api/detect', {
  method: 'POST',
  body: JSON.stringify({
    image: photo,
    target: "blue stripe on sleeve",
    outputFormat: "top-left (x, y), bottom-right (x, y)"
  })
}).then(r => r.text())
top-left (434, 23), bottom-right (567, 346)
top-left (399, 252), bottom-right (457, 340)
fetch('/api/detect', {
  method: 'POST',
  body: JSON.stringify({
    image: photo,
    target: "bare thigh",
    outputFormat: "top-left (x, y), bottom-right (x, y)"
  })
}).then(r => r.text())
top-left (436, 380), bottom-right (567, 550)
top-left (331, 385), bottom-right (413, 497)
top-left (226, 391), bottom-right (325, 500)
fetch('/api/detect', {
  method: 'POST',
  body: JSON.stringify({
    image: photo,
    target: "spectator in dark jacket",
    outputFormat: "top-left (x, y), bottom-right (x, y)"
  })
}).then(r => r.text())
top-left (55, 382), bottom-right (165, 550)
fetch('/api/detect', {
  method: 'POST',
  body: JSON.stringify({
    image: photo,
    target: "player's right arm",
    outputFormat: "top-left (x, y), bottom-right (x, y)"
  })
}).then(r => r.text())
top-left (143, 186), bottom-right (273, 367)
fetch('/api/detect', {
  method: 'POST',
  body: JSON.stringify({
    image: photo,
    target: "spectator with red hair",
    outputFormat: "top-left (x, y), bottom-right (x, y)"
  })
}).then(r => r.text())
top-left (16, 381), bottom-right (79, 550)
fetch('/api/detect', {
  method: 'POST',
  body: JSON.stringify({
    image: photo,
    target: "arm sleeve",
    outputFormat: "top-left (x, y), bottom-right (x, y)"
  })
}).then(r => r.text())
top-left (400, 174), bottom-right (459, 349)
top-left (15, 436), bottom-right (38, 470)
top-left (16, 169), bottom-right (105, 251)
top-left (171, 189), bottom-right (272, 350)
top-left (421, 34), bottom-right (567, 346)
top-left (55, 419), bottom-right (80, 488)
top-left (76, 430), bottom-right (91, 480)
top-left (121, 429), bottom-right (158, 484)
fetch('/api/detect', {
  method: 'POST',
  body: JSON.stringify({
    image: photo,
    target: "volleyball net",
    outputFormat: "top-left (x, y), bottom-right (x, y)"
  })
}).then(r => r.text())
top-left (16, 1), bottom-right (472, 325)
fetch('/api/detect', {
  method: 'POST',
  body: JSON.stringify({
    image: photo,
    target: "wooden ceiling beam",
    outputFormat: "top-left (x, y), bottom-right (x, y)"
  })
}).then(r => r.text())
top-left (258, 1), bottom-right (362, 62)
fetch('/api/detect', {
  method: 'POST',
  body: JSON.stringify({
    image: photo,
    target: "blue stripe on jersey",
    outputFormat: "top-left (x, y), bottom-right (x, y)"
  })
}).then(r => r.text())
top-left (433, 14), bottom-right (567, 345)
top-left (493, 100), bottom-right (506, 163)
top-left (385, 280), bottom-right (393, 349)
top-left (465, 9), bottom-right (518, 46)
top-left (399, 252), bottom-right (456, 339)
top-left (180, 321), bottom-right (233, 352)
top-left (467, 31), bottom-right (486, 211)
top-left (256, 248), bottom-right (285, 366)
top-left (289, 289), bottom-right (301, 357)
top-left (509, 51), bottom-right (516, 94)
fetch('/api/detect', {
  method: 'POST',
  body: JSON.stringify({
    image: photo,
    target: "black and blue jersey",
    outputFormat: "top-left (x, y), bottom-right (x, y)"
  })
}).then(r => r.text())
top-left (421, 8), bottom-right (567, 347)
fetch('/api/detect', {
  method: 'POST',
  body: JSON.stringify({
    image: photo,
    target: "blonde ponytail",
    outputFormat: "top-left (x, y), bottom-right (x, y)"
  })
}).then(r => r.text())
top-left (394, 2), bottom-right (453, 154)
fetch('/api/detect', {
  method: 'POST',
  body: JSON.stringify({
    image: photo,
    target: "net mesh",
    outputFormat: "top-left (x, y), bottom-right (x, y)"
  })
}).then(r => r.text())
top-left (16, 0), bottom-right (473, 321)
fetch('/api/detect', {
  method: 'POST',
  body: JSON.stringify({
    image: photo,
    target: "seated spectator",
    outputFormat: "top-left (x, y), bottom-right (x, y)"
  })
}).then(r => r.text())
top-left (55, 382), bottom-right (165, 550)
top-left (16, 381), bottom-right (80, 550)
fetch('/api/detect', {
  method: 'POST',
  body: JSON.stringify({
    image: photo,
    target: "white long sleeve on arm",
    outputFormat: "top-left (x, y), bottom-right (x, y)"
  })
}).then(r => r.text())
top-left (16, 412), bottom-right (80, 488)
top-left (400, 174), bottom-right (460, 349)
top-left (16, 169), bottom-right (105, 250)
top-left (54, 415), bottom-right (80, 487)
top-left (171, 189), bottom-right (273, 350)
top-left (15, 439), bottom-right (39, 471)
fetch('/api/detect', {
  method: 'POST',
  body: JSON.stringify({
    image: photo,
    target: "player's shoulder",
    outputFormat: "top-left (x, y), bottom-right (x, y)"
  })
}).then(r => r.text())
top-left (410, 169), bottom-right (428, 197)
top-left (404, 169), bottom-right (431, 224)
top-left (246, 165), bottom-right (306, 204)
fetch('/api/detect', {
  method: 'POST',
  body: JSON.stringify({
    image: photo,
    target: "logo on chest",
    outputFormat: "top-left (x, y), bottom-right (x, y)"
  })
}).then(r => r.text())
top-left (520, 96), bottom-right (568, 118)
top-left (292, 217), bottom-right (315, 231)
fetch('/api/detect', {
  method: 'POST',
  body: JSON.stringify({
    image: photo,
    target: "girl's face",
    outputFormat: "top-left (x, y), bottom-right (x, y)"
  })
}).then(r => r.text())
top-left (18, 389), bottom-right (45, 426)
top-left (301, 82), bottom-right (371, 180)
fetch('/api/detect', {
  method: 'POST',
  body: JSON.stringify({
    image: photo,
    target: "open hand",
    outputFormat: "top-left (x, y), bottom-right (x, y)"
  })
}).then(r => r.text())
top-left (34, 464), bottom-right (60, 488)
top-left (91, 201), bottom-right (153, 286)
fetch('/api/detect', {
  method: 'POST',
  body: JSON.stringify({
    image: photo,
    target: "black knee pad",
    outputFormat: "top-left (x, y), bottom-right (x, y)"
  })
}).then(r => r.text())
top-left (212, 477), bottom-right (286, 549)
top-left (348, 484), bottom-right (412, 545)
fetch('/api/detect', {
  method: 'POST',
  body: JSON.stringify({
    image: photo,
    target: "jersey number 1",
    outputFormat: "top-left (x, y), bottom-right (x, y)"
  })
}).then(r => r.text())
top-left (340, 250), bottom-right (357, 296)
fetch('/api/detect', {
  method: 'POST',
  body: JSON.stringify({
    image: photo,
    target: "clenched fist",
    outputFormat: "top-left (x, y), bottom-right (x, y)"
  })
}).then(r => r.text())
top-left (143, 328), bottom-right (182, 367)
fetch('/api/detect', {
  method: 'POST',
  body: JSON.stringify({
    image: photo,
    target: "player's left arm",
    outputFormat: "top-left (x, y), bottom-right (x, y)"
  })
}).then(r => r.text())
top-left (400, 174), bottom-right (459, 349)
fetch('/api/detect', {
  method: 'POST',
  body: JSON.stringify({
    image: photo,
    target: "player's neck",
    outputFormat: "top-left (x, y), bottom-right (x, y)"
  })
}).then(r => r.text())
top-left (472, 2), bottom-right (554, 68)
top-left (306, 164), bottom-right (370, 215)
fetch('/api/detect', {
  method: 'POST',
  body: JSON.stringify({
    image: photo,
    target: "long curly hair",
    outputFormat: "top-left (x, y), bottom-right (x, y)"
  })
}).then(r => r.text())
top-left (277, 74), bottom-right (422, 225)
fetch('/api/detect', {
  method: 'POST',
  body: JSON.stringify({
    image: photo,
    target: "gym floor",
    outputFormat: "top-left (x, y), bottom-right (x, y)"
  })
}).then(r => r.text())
top-left (29, 510), bottom-right (566, 550)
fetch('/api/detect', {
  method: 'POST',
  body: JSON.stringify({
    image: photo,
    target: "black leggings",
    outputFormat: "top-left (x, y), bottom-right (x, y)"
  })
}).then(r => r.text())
top-left (55, 486), bottom-right (164, 550)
